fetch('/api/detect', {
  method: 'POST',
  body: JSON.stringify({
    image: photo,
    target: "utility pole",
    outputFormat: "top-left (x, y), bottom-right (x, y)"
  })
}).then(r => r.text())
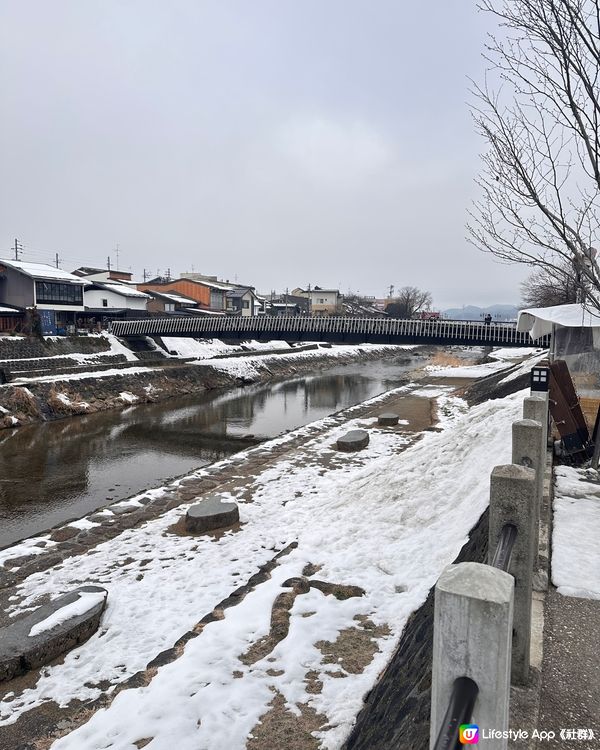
top-left (55, 253), bottom-right (60, 269)
top-left (115, 244), bottom-right (120, 270)
top-left (14, 238), bottom-right (22, 261)
top-left (166, 267), bottom-right (171, 280)
top-left (388, 284), bottom-right (394, 299)
top-left (143, 268), bottom-right (149, 282)
top-left (107, 256), bottom-right (111, 271)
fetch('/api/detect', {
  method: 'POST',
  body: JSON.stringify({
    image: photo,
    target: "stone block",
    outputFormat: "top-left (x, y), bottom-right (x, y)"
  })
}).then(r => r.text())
top-left (0, 585), bottom-right (108, 682)
top-left (337, 429), bottom-right (369, 452)
top-left (378, 412), bottom-right (400, 426)
top-left (185, 496), bottom-right (239, 534)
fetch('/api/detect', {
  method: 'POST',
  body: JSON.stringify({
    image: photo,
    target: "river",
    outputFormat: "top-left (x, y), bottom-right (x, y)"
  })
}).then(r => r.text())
top-left (0, 355), bottom-right (422, 547)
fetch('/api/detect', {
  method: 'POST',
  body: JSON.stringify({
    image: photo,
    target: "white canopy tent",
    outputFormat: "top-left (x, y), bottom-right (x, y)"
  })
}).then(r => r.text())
top-left (517, 304), bottom-right (600, 341)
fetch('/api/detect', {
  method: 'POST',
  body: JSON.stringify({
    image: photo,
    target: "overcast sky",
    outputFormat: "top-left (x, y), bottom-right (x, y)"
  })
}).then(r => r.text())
top-left (0, 1), bottom-right (527, 309)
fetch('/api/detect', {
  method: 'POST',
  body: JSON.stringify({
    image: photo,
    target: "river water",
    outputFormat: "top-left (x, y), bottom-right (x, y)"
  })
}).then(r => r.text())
top-left (0, 355), bottom-right (421, 547)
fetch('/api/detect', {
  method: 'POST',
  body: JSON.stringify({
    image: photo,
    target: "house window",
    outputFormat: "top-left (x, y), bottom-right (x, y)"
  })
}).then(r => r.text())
top-left (318, 298), bottom-right (325, 304)
top-left (166, 303), bottom-right (175, 312)
top-left (242, 300), bottom-right (250, 309)
top-left (102, 298), bottom-right (108, 307)
top-left (35, 281), bottom-right (83, 306)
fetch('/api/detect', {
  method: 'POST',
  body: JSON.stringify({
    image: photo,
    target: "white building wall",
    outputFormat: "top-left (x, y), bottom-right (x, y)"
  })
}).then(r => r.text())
top-left (309, 291), bottom-right (338, 306)
top-left (85, 288), bottom-right (148, 310)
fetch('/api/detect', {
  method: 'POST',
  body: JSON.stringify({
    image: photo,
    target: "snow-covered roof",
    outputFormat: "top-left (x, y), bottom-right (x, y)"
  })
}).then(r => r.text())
top-left (517, 303), bottom-right (600, 340)
top-left (192, 308), bottom-right (226, 316)
top-left (93, 282), bottom-right (150, 299)
top-left (184, 278), bottom-right (233, 291)
top-left (160, 292), bottom-right (198, 305)
top-left (0, 306), bottom-right (22, 314)
top-left (72, 266), bottom-right (104, 277)
top-left (226, 287), bottom-right (258, 299)
top-left (0, 259), bottom-right (84, 284)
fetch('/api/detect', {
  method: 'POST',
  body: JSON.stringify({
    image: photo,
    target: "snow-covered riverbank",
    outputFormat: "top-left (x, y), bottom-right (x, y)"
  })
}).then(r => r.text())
top-left (0, 349), bottom-right (546, 750)
top-left (0, 336), bottom-right (419, 430)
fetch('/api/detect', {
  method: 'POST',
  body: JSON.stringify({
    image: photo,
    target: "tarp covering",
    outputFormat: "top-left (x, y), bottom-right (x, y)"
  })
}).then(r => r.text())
top-left (517, 304), bottom-right (600, 340)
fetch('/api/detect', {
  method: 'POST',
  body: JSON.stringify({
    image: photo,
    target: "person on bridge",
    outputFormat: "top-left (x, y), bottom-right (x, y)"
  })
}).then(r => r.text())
top-left (484, 313), bottom-right (492, 325)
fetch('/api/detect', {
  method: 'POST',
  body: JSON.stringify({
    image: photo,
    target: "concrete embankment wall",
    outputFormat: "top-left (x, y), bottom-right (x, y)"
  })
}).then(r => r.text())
top-left (343, 509), bottom-right (489, 750)
top-left (344, 366), bottom-right (536, 749)
top-left (0, 341), bottom-right (418, 429)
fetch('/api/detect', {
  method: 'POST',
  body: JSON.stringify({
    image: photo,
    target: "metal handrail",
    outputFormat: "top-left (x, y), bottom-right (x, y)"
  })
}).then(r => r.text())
top-left (432, 676), bottom-right (479, 750)
top-left (491, 523), bottom-right (518, 572)
top-left (109, 315), bottom-right (547, 348)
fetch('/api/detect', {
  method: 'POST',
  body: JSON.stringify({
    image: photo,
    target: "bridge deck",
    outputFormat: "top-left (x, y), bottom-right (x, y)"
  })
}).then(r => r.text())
top-left (110, 316), bottom-right (545, 349)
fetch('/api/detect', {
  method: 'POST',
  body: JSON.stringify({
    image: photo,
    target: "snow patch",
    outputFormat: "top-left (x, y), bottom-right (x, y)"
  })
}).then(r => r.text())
top-left (10, 366), bottom-right (157, 385)
top-left (0, 537), bottom-right (57, 566)
top-left (425, 360), bottom-right (509, 378)
top-left (552, 466), bottom-right (600, 599)
top-left (28, 591), bottom-right (107, 637)
top-left (119, 391), bottom-right (138, 404)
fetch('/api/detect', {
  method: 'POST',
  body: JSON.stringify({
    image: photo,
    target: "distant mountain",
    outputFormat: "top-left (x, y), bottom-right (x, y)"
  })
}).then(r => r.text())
top-left (442, 304), bottom-right (519, 321)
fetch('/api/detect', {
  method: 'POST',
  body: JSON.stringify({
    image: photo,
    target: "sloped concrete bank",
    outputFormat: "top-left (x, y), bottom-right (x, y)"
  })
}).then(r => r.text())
top-left (343, 509), bottom-right (489, 750)
top-left (343, 364), bottom-right (537, 749)
top-left (0, 345), bottom-right (420, 430)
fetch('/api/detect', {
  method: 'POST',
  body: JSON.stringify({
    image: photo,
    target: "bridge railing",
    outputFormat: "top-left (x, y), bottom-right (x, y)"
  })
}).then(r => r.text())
top-left (109, 315), bottom-right (542, 347)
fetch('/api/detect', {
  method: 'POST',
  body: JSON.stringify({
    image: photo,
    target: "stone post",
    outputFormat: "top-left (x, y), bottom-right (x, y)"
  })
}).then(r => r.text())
top-left (512, 419), bottom-right (544, 566)
top-left (489, 464), bottom-right (536, 685)
top-left (523, 393), bottom-right (549, 451)
top-left (430, 562), bottom-right (514, 750)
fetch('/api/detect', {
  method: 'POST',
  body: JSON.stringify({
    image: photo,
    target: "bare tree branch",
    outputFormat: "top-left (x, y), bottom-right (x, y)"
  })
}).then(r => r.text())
top-left (385, 287), bottom-right (432, 318)
top-left (470, 0), bottom-right (600, 313)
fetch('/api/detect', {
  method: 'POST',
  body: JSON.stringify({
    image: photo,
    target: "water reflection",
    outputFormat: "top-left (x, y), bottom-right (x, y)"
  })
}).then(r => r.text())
top-left (0, 356), bottom-right (416, 547)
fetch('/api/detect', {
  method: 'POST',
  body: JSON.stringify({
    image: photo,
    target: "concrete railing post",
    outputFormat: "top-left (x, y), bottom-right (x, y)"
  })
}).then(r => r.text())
top-left (430, 562), bottom-right (514, 750)
top-left (489, 464), bottom-right (536, 684)
top-left (523, 393), bottom-right (549, 452)
top-left (511, 419), bottom-right (544, 566)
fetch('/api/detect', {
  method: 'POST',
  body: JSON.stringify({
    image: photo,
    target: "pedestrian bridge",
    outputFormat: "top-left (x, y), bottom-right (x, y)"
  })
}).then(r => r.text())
top-left (110, 316), bottom-right (545, 348)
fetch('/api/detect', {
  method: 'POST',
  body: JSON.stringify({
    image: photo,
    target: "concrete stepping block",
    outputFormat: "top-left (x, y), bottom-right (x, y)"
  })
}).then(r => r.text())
top-left (185, 496), bottom-right (240, 534)
top-left (378, 412), bottom-right (400, 426)
top-left (0, 585), bottom-right (108, 683)
top-left (110, 505), bottom-right (136, 515)
top-left (337, 429), bottom-right (369, 452)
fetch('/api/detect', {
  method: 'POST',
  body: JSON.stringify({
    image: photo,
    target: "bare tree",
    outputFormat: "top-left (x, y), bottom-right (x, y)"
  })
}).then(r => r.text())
top-left (385, 286), bottom-right (432, 318)
top-left (468, 0), bottom-right (600, 312)
top-left (521, 260), bottom-right (579, 306)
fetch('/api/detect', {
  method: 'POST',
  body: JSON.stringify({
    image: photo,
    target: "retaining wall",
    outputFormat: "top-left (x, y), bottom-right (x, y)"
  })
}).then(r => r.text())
top-left (0, 335), bottom-right (111, 360)
top-left (0, 346), bottom-right (415, 428)
top-left (344, 508), bottom-right (489, 750)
